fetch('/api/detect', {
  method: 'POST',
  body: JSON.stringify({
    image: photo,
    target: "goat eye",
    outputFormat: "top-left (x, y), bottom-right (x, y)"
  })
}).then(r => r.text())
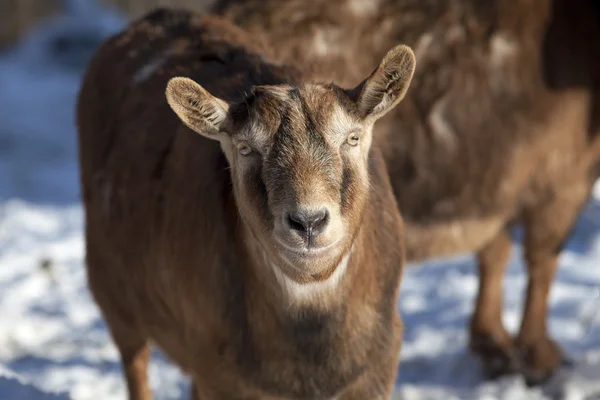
top-left (346, 132), bottom-right (360, 146)
top-left (238, 143), bottom-right (252, 156)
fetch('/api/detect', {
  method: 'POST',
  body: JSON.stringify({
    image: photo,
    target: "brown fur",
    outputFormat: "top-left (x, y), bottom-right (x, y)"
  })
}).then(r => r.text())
top-left (77, 8), bottom-right (415, 399)
top-left (215, 0), bottom-right (600, 384)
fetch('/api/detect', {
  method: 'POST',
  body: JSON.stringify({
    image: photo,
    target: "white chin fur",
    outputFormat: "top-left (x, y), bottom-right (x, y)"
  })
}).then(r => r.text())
top-left (270, 250), bottom-right (352, 306)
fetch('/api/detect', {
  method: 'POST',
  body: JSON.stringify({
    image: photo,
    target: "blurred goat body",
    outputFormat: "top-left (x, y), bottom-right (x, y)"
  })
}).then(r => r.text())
top-left (216, 0), bottom-right (600, 383)
top-left (77, 8), bottom-right (410, 400)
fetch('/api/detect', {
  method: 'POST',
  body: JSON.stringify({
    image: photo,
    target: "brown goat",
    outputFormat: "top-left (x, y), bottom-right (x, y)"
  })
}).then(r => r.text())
top-left (215, 0), bottom-right (600, 384)
top-left (77, 8), bottom-right (416, 400)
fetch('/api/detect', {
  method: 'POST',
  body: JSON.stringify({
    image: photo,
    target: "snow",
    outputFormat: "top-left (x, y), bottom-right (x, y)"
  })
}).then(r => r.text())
top-left (1, 2), bottom-right (600, 400)
top-left (0, 365), bottom-right (69, 400)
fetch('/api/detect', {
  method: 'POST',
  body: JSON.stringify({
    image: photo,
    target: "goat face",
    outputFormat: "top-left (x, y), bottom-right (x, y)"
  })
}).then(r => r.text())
top-left (166, 44), bottom-right (416, 278)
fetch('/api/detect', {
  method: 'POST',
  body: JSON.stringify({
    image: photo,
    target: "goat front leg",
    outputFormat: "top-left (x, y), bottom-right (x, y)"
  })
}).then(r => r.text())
top-left (469, 228), bottom-right (520, 378)
top-left (101, 308), bottom-right (152, 400)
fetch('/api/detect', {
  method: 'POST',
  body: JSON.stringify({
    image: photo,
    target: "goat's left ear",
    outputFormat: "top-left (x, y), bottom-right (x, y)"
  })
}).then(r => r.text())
top-left (351, 44), bottom-right (416, 120)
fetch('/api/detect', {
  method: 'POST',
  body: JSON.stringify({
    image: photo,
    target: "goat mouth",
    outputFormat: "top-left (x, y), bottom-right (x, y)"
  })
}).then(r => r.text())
top-left (274, 237), bottom-right (341, 258)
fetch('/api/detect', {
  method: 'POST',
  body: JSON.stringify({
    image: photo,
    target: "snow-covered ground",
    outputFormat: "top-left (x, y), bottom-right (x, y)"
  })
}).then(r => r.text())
top-left (1, 3), bottom-right (600, 400)
top-left (0, 364), bottom-right (70, 400)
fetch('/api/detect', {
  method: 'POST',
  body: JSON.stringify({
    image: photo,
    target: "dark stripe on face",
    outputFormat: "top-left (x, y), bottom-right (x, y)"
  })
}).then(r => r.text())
top-left (271, 101), bottom-right (295, 161)
top-left (340, 166), bottom-right (355, 213)
top-left (263, 102), bottom-right (297, 197)
top-left (264, 88), bottom-right (341, 204)
top-left (244, 162), bottom-right (272, 225)
top-left (288, 88), bottom-right (337, 185)
top-left (288, 88), bottom-right (327, 148)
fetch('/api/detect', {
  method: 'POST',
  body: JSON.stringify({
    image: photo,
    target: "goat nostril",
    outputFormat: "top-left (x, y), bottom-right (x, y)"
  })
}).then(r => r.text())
top-left (286, 209), bottom-right (330, 235)
top-left (287, 212), bottom-right (307, 232)
top-left (309, 210), bottom-right (329, 234)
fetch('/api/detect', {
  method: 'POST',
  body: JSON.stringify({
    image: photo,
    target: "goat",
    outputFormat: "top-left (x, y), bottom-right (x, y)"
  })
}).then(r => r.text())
top-left (215, 0), bottom-right (600, 384)
top-left (77, 8), bottom-right (415, 400)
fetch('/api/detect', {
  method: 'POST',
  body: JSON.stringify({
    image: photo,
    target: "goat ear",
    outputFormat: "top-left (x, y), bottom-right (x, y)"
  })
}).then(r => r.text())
top-left (166, 77), bottom-right (230, 139)
top-left (351, 45), bottom-right (416, 120)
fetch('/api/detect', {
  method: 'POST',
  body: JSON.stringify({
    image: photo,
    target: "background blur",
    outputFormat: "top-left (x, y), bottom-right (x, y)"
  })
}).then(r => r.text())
top-left (0, 0), bottom-right (213, 49)
top-left (0, 0), bottom-right (213, 204)
top-left (1, 1), bottom-right (600, 399)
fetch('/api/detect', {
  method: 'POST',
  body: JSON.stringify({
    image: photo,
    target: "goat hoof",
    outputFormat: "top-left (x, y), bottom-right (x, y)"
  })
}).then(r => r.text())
top-left (516, 336), bottom-right (565, 386)
top-left (469, 332), bottom-right (521, 378)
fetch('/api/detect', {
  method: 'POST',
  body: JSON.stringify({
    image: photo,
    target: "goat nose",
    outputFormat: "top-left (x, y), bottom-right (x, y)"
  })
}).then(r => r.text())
top-left (286, 208), bottom-right (329, 236)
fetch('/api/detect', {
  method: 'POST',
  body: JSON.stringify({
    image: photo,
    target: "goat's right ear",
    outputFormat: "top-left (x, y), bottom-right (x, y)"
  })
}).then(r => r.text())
top-left (166, 77), bottom-right (230, 139)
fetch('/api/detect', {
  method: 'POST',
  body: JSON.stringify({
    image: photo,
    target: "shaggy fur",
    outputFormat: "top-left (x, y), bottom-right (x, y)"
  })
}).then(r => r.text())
top-left (77, 9), bottom-right (414, 399)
